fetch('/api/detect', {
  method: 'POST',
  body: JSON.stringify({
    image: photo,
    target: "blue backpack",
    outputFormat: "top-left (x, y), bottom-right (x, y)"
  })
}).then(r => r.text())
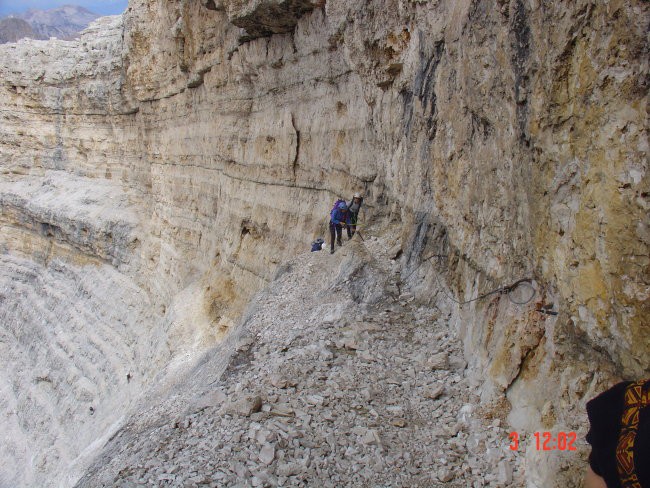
top-left (331, 199), bottom-right (346, 213)
top-left (311, 238), bottom-right (325, 252)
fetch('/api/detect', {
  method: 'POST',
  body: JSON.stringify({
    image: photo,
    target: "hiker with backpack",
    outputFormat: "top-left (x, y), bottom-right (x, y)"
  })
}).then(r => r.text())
top-left (347, 193), bottom-right (363, 238)
top-left (329, 199), bottom-right (351, 254)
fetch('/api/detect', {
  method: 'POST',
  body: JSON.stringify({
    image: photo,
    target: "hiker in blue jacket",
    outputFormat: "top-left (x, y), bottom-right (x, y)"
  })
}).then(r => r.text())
top-left (329, 201), bottom-right (351, 254)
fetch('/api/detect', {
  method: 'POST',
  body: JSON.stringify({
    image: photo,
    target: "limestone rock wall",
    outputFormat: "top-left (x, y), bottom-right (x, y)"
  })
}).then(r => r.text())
top-left (0, 0), bottom-right (647, 486)
top-left (0, 16), bottom-right (162, 488)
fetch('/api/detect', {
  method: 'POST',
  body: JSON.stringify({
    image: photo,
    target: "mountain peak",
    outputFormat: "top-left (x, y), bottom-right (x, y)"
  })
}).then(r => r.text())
top-left (0, 17), bottom-right (39, 43)
top-left (1, 4), bottom-right (100, 43)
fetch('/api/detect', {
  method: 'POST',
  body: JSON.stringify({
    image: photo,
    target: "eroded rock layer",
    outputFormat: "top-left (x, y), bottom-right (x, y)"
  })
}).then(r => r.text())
top-left (0, 1), bottom-right (648, 486)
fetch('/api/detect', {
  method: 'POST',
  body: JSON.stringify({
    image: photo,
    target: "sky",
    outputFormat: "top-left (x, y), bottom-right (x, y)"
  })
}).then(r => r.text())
top-left (0, 0), bottom-right (129, 16)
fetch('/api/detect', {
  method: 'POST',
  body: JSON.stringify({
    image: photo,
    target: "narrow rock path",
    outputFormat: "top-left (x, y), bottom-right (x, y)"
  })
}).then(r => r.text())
top-left (76, 234), bottom-right (525, 487)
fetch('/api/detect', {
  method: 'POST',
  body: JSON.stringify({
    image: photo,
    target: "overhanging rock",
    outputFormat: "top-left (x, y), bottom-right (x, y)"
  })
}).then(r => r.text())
top-left (225, 0), bottom-right (319, 40)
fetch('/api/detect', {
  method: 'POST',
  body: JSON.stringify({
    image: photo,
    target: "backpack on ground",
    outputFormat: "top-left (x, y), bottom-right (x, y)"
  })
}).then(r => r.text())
top-left (311, 238), bottom-right (325, 252)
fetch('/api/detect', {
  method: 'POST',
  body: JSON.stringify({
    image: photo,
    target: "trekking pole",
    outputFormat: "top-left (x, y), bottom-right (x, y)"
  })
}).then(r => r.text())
top-left (345, 218), bottom-right (365, 240)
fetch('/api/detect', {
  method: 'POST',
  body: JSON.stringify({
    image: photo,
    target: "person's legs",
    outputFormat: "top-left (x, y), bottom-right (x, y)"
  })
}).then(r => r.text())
top-left (329, 221), bottom-right (336, 253)
top-left (336, 224), bottom-right (342, 246)
top-left (349, 213), bottom-right (358, 238)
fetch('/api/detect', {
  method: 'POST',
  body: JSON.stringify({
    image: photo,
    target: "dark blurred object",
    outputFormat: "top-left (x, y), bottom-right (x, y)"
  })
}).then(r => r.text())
top-left (310, 238), bottom-right (324, 252)
top-left (586, 379), bottom-right (649, 488)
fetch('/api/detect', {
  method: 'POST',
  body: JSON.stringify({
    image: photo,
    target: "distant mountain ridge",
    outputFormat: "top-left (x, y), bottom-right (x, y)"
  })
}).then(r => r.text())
top-left (0, 4), bottom-right (99, 43)
top-left (0, 17), bottom-right (38, 43)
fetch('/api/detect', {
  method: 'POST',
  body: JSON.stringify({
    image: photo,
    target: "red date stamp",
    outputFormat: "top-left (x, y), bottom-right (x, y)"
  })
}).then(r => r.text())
top-left (509, 431), bottom-right (577, 451)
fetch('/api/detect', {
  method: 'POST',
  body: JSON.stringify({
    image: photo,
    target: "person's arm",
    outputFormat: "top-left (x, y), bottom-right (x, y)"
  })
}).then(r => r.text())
top-left (585, 466), bottom-right (607, 488)
top-left (331, 209), bottom-right (341, 225)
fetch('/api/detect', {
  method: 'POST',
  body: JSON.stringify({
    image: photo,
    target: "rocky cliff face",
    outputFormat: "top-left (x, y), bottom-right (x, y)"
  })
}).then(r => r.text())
top-left (0, 1), bottom-right (647, 486)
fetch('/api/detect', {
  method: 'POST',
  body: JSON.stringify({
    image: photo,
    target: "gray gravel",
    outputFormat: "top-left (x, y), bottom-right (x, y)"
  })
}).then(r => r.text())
top-left (75, 235), bottom-right (525, 487)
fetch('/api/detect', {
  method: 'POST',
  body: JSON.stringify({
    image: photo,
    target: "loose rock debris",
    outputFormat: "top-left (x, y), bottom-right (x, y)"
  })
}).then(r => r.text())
top-left (75, 236), bottom-right (525, 488)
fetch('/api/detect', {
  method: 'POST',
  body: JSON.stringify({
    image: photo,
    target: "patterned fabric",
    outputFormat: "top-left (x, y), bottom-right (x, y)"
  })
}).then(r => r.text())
top-left (617, 379), bottom-right (650, 488)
